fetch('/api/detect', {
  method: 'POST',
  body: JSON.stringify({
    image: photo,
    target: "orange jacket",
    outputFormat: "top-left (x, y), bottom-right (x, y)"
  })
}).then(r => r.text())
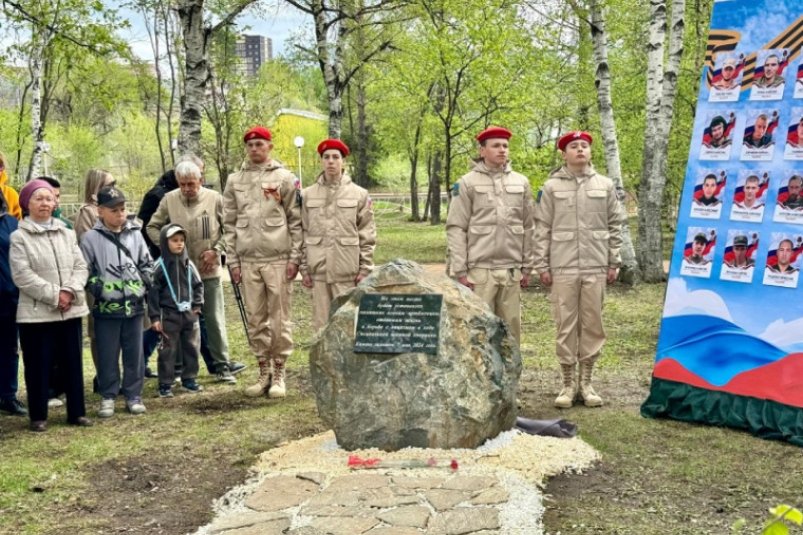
top-left (0, 171), bottom-right (21, 220)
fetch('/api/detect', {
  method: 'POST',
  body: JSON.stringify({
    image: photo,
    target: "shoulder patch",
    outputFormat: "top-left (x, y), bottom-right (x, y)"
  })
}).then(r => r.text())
top-left (451, 183), bottom-right (460, 197)
top-left (536, 189), bottom-right (543, 203)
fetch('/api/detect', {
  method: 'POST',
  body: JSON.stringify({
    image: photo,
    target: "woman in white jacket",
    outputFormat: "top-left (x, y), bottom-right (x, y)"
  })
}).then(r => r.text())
top-left (10, 179), bottom-right (92, 432)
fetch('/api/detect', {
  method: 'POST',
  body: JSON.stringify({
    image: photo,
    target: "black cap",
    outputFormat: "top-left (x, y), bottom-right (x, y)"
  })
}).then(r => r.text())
top-left (97, 186), bottom-right (126, 208)
top-left (733, 235), bottom-right (748, 246)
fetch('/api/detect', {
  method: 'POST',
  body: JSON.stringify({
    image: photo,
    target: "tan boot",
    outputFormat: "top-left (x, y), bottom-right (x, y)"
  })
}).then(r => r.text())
top-left (245, 358), bottom-right (271, 397)
top-left (578, 361), bottom-right (603, 407)
top-left (268, 359), bottom-right (286, 399)
top-left (554, 364), bottom-right (578, 409)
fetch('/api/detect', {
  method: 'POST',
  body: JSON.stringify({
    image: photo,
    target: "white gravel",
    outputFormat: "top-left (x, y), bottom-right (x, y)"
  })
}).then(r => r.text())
top-left (194, 429), bottom-right (599, 534)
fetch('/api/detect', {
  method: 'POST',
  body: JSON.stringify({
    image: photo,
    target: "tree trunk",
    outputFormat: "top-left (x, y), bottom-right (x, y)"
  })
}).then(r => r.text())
top-left (353, 74), bottom-right (371, 187)
top-left (176, 0), bottom-right (207, 156)
top-left (142, 3), bottom-right (167, 173)
top-left (589, 0), bottom-right (639, 284)
top-left (637, 0), bottom-right (684, 283)
top-left (27, 35), bottom-right (45, 181)
top-left (429, 150), bottom-right (442, 224)
top-left (165, 2), bottom-right (179, 166)
top-left (409, 120), bottom-right (423, 222)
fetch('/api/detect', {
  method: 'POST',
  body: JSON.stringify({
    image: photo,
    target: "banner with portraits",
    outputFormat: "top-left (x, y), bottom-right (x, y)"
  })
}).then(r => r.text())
top-left (642, 0), bottom-right (803, 446)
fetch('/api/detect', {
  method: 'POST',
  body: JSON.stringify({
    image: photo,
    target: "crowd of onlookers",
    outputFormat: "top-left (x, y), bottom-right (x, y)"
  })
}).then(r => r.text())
top-left (0, 151), bottom-right (246, 433)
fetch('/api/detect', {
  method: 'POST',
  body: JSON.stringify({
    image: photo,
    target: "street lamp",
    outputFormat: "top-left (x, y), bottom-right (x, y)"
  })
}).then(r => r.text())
top-left (294, 136), bottom-right (304, 184)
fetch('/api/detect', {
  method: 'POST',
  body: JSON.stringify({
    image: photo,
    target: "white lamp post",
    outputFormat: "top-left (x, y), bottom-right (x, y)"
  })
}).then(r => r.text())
top-left (294, 136), bottom-right (305, 184)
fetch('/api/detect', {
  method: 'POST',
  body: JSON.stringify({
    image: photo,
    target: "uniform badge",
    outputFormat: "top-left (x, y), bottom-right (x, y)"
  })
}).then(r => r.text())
top-left (263, 186), bottom-right (281, 202)
top-left (451, 183), bottom-right (460, 197)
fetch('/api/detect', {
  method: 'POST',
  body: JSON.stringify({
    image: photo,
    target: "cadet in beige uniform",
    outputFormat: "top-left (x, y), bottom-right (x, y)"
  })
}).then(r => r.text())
top-left (446, 126), bottom-right (535, 345)
top-left (534, 131), bottom-right (623, 408)
top-left (223, 126), bottom-right (302, 399)
top-left (300, 139), bottom-right (376, 331)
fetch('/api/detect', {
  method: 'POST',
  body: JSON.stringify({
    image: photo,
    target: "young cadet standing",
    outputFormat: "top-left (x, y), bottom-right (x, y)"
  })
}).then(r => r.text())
top-left (445, 126), bottom-right (535, 346)
top-left (223, 126), bottom-right (302, 399)
top-left (534, 131), bottom-right (624, 409)
top-left (300, 139), bottom-right (376, 331)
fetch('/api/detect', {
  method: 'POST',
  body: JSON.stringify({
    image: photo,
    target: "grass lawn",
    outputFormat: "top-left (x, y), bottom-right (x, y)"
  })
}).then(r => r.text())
top-left (1, 216), bottom-right (801, 534)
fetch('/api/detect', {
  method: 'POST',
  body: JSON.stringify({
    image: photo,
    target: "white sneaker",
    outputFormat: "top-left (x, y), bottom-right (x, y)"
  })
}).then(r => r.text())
top-left (48, 398), bottom-right (64, 408)
top-left (98, 398), bottom-right (115, 418)
top-left (126, 398), bottom-right (147, 415)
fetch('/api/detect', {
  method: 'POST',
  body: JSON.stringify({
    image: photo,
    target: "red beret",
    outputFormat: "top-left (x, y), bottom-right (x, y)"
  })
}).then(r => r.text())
top-left (317, 138), bottom-right (350, 157)
top-left (557, 131), bottom-right (593, 151)
top-left (476, 126), bottom-right (512, 143)
top-left (244, 126), bottom-right (272, 143)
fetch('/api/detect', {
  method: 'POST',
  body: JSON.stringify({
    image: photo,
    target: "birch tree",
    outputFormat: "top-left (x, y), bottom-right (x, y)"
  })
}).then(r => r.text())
top-left (636, 0), bottom-right (685, 282)
top-left (1, 0), bottom-right (123, 180)
top-left (282, 0), bottom-right (403, 138)
top-left (570, 0), bottom-right (639, 284)
top-left (174, 0), bottom-right (257, 156)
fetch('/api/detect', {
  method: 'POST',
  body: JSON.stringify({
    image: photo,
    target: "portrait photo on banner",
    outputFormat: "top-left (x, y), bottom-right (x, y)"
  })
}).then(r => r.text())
top-left (709, 52), bottom-right (744, 102)
top-left (700, 111), bottom-right (736, 160)
top-left (741, 108), bottom-right (779, 161)
top-left (720, 229), bottom-right (758, 283)
top-left (762, 232), bottom-right (801, 288)
top-left (729, 170), bottom-right (768, 222)
top-left (690, 169), bottom-right (726, 219)
top-left (783, 106), bottom-right (803, 158)
top-left (749, 48), bottom-right (789, 101)
top-left (773, 171), bottom-right (803, 224)
top-left (793, 55), bottom-right (803, 99)
top-left (680, 226), bottom-right (716, 278)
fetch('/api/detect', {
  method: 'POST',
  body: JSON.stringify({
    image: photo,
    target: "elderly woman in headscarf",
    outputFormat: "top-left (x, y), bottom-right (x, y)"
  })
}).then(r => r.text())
top-left (74, 168), bottom-right (115, 241)
top-left (0, 151), bottom-right (21, 220)
top-left (0, 187), bottom-right (27, 417)
top-left (10, 179), bottom-right (92, 431)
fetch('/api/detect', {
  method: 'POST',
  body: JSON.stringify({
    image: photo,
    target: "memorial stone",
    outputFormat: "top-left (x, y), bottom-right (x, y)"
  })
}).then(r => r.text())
top-left (309, 259), bottom-right (521, 451)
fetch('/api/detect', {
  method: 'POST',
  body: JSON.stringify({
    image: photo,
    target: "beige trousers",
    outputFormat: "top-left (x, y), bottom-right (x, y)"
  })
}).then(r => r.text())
top-left (468, 267), bottom-right (522, 344)
top-left (311, 280), bottom-right (356, 332)
top-left (240, 261), bottom-right (293, 363)
top-left (549, 272), bottom-right (606, 366)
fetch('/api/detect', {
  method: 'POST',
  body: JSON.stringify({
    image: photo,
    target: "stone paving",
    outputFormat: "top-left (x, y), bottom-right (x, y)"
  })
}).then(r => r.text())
top-left (196, 431), bottom-right (600, 535)
top-left (206, 471), bottom-right (513, 534)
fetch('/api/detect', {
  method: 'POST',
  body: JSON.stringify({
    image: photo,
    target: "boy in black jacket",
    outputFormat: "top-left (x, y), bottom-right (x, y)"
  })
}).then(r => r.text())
top-left (149, 224), bottom-right (204, 397)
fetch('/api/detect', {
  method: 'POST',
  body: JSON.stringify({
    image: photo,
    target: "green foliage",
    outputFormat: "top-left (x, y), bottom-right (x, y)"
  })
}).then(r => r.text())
top-left (372, 153), bottom-right (411, 191)
top-left (732, 504), bottom-right (803, 534)
top-left (271, 112), bottom-right (329, 187)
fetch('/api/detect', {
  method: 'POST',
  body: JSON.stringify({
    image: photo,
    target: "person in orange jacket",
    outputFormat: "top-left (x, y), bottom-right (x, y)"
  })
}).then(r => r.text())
top-left (0, 152), bottom-right (22, 220)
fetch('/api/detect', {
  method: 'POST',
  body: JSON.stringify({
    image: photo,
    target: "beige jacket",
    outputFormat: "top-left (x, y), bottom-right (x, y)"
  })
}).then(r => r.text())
top-left (147, 187), bottom-right (225, 279)
top-left (74, 203), bottom-right (98, 242)
top-left (446, 160), bottom-right (536, 278)
top-left (533, 165), bottom-right (624, 274)
top-left (222, 160), bottom-right (302, 268)
top-left (10, 218), bottom-right (89, 323)
top-left (300, 173), bottom-right (376, 283)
